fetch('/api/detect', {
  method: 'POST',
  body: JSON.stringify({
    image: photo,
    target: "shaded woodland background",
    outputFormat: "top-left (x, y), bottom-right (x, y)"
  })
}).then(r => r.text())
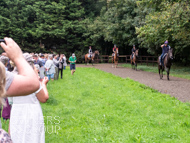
top-left (0, 0), bottom-right (189, 64)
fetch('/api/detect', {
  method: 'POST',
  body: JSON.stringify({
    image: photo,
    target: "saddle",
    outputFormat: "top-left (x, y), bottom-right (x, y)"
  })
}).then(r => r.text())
top-left (112, 53), bottom-right (119, 57)
top-left (159, 53), bottom-right (167, 65)
top-left (131, 54), bottom-right (134, 59)
top-left (131, 54), bottom-right (135, 59)
top-left (88, 54), bottom-right (92, 58)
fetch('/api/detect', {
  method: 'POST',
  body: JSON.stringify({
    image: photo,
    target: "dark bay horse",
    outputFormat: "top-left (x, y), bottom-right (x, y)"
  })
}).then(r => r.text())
top-left (158, 49), bottom-right (173, 80)
top-left (130, 49), bottom-right (139, 70)
top-left (85, 50), bottom-right (99, 65)
top-left (112, 49), bottom-right (119, 68)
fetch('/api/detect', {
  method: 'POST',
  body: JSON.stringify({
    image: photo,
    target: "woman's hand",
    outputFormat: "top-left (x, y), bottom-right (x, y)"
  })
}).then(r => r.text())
top-left (42, 77), bottom-right (49, 85)
top-left (0, 37), bottom-right (23, 63)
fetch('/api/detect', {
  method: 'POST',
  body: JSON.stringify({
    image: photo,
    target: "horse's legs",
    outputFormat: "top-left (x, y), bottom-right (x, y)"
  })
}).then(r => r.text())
top-left (158, 65), bottom-right (161, 79)
top-left (92, 59), bottom-right (94, 66)
top-left (85, 57), bottom-right (87, 65)
top-left (130, 56), bottom-right (133, 69)
top-left (167, 67), bottom-right (170, 80)
top-left (159, 66), bottom-right (163, 79)
top-left (162, 66), bottom-right (164, 79)
top-left (115, 61), bottom-right (117, 68)
top-left (130, 60), bottom-right (133, 69)
top-left (133, 61), bottom-right (135, 70)
top-left (112, 57), bottom-right (114, 68)
top-left (135, 63), bottom-right (137, 71)
top-left (132, 62), bottom-right (134, 69)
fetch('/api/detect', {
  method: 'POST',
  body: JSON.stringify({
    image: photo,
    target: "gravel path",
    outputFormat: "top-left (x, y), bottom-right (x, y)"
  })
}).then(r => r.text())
top-left (77, 64), bottom-right (190, 102)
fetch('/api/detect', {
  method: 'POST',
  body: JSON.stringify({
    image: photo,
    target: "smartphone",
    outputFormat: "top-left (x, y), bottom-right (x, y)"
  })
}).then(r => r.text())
top-left (0, 39), bottom-right (5, 42)
top-left (0, 39), bottom-right (5, 53)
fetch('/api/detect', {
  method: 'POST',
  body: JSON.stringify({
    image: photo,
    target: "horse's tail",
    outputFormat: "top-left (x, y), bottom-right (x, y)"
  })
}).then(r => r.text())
top-left (82, 55), bottom-right (85, 62)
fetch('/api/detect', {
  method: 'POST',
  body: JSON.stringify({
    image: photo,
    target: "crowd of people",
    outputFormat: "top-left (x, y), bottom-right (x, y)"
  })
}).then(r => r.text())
top-left (0, 37), bottom-right (169, 142)
top-left (31, 53), bottom-right (67, 80)
top-left (0, 37), bottom-right (75, 142)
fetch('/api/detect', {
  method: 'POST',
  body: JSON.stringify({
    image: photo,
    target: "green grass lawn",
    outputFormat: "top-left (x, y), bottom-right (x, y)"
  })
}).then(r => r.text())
top-left (2, 67), bottom-right (190, 142)
top-left (43, 67), bottom-right (190, 143)
top-left (121, 63), bottom-right (190, 80)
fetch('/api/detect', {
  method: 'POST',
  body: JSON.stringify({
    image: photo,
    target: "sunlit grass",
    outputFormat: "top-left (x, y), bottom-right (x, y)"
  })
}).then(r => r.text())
top-left (2, 67), bottom-right (190, 143)
top-left (43, 67), bottom-right (190, 143)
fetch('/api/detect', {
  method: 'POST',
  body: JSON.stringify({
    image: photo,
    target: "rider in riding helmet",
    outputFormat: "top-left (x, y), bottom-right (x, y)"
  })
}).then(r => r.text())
top-left (160, 40), bottom-right (171, 67)
top-left (89, 46), bottom-right (93, 58)
top-left (112, 44), bottom-right (119, 57)
top-left (131, 45), bottom-right (136, 60)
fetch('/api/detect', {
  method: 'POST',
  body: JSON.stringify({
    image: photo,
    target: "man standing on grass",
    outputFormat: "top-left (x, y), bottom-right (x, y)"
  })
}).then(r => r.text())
top-left (69, 53), bottom-right (77, 75)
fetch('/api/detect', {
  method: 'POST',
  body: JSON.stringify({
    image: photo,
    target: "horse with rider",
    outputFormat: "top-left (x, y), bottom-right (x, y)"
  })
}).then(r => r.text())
top-left (130, 45), bottom-right (139, 70)
top-left (85, 46), bottom-right (99, 65)
top-left (112, 44), bottom-right (119, 68)
top-left (158, 40), bottom-right (173, 80)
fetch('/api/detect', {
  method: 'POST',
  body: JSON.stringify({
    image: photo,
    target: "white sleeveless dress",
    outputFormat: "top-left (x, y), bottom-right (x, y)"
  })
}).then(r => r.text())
top-left (10, 89), bottom-right (45, 143)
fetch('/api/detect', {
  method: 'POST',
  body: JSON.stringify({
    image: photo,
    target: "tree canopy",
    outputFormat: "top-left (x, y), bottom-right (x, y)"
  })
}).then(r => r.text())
top-left (0, 0), bottom-right (189, 64)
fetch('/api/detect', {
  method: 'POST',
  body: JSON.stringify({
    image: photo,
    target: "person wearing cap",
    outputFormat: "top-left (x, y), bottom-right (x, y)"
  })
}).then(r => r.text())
top-left (69, 53), bottom-right (77, 75)
top-left (160, 40), bottom-right (171, 67)
top-left (131, 45), bottom-right (136, 60)
top-left (88, 46), bottom-right (93, 58)
top-left (112, 44), bottom-right (119, 57)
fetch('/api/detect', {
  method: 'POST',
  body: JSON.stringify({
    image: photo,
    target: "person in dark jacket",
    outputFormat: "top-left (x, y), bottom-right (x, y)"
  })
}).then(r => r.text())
top-left (53, 54), bottom-right (59, 80)
top-left (160, 40), bottom-right (171, 67)
top-left (58, 54), bottom-right (64, 79)
top-left (131, 45), bottom-right (136, 60)
top-left (33, 54), bottom-right (43, 67)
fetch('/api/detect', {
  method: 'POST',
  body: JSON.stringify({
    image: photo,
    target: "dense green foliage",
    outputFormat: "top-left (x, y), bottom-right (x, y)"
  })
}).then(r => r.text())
top-left (0, 0), bottom-right (87, 54)
top-left (136, 1), bottom-right (190, 64)
top-left (3, 67), bottom-right (190, 142)
top-left (0, 0), bottom-right (189, 64)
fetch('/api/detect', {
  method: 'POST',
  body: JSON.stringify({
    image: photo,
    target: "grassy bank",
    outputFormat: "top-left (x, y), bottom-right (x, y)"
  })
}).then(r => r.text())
top-left (2, 67), bottom-right (190, 142)
top-left (121, 63), bottom-right (190, 80)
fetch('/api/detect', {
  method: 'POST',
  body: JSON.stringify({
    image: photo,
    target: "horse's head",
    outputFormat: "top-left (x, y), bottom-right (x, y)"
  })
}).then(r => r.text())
top-left (168, 48), bottom-right (173, 60)
top-left (94, 50), bottom-right (99, 55)
top-left (135, 49), bottom-right (139, 57)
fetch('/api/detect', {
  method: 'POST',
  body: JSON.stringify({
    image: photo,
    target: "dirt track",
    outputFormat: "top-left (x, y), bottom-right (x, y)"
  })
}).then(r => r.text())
top-left (77, 64), bottom-right (190, 102)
